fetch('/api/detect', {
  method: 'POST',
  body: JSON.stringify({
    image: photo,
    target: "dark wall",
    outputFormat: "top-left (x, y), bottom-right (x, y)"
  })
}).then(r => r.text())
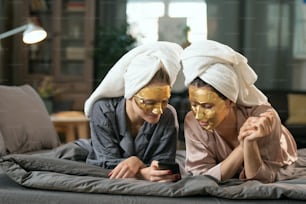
top-left (93, 0), bottom-right (129, 88)
top-left (95, 0), bottom-right (127, 28)
top-left (206, 0), bottom-right (241, 50)
top-left (0, 0), bottom-right (13, 84)
top-left (0, 0), bottom-right (28, 85)
top-left (206, 0), bottom-right (294, 90)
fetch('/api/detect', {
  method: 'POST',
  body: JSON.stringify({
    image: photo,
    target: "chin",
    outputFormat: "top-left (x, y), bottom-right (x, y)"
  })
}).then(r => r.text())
top-left (144, 114), bottom-right (161, 124)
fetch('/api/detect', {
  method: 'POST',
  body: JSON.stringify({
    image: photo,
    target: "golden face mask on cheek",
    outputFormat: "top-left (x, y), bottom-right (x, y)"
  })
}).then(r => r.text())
top-left (189, 86), bottom-right (227, 131)
top-left (134, 85), bottom-right (171, 114)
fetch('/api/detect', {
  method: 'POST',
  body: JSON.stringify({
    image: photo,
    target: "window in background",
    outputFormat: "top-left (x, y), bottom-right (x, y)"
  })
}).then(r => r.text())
top-left (127, 0), bottom-right (207, 45)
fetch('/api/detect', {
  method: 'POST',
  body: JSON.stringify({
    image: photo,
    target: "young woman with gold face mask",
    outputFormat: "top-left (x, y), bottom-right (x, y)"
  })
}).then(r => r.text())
top-left (78, 42), bottom-right (183, 182)
top-left (181, 40), bottom-right (297, 183)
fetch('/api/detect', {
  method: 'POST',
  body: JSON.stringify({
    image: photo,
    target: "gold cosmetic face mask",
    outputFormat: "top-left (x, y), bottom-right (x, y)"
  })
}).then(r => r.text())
top-left (134, 85), bottom-right (171, 115)
top-left (189, 86), bottom-right (227, 131)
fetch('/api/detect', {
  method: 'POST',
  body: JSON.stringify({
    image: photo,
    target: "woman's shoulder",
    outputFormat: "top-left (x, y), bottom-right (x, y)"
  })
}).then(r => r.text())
top-left (236, 103), bottom-right (274, 117)
top-left (93, 97), bottom-right (123, 106)
top-left (236, 103), bottom-right (282, 125)
top-left (91, 97), bottom-right (124, 114)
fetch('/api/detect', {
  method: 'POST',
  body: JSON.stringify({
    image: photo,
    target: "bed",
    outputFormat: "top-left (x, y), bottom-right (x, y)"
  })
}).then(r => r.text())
top-left (1, 144), bottom-right (306, 204)
top-left (1, 85), bottom-right (306, 204)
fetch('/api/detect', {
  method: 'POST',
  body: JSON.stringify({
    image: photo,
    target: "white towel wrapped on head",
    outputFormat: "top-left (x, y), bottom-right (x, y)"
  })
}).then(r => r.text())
top-left (182, 40), bottom-right (267, 106)
top-left (84, 41), bottom-right (183, 117)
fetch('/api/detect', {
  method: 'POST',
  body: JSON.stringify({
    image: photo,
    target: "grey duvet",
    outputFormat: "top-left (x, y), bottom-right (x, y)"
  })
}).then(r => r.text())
top-left (1, 142), bottom-right (306, 200)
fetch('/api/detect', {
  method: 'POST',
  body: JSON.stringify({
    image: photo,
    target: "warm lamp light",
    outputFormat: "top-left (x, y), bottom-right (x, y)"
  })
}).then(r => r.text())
top-left (0, 23), bottom-right (47, 44)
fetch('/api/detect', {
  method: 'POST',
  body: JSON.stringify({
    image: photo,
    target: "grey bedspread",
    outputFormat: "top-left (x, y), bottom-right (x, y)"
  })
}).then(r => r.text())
top-left (1, 142), bottom-right (306, 200)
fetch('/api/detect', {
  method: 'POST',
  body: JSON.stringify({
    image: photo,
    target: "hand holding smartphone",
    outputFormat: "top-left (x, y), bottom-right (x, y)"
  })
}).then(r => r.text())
top-left (158, 161), bottom-right (181, 175)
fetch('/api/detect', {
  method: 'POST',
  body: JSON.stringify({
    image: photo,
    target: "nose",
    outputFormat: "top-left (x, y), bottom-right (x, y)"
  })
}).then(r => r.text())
top-left (152, 103), bottom-right (163, 115)
top-left (194, 105), bottom-right (204, 120)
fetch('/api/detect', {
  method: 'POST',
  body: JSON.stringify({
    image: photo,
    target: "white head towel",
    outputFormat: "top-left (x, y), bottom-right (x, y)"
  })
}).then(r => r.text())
top-left (84, 41), bottom-right (183, 116)
top-left (182, 40), bottom-right (267, 106)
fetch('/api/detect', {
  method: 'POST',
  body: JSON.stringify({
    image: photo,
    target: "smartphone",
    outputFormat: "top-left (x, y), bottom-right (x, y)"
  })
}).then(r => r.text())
top-left (158, 161), bottom-right (181, 175)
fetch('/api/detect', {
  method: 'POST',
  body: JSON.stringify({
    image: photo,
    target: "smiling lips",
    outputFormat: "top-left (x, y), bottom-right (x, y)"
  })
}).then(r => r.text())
top-left (198, 120), bottom-right (209, 127)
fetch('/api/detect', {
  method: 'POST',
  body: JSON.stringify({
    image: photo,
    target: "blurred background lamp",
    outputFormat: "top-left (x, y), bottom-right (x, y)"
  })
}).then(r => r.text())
top-left (0, 23), bottom-right (47, 44)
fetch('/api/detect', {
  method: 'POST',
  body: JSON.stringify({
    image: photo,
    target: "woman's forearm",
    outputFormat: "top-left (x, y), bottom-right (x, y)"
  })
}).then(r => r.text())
top-left (220, 145), bottom-right (244, 180)
top-left (243, 140), bottom-right (262, 179)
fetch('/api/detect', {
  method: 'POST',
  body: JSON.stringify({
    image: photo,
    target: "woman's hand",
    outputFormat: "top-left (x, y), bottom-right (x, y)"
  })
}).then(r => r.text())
top-left (238, 111), bottom-right (274, 179)
top-left (109, 156), bottom-right (145, 179)
top-left (238, 111), bottom-right (274, 143)
top-left (138, 160), bottom-right (181, 182)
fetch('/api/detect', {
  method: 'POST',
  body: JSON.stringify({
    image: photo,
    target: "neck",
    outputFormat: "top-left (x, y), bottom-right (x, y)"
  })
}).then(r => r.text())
top-left (215, 106), bottom-right (238, 147)
top-left (126, 99), bottom-right (144, 137)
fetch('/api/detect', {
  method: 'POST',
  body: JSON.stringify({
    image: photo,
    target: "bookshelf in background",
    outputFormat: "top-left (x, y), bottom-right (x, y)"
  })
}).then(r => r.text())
top-left (23, 0), bottom-right (96, 111)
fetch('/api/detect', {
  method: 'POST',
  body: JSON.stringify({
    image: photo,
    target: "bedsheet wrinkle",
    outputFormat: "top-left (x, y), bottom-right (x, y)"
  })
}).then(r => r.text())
top-left (1, 142), bottom-right (306, 200)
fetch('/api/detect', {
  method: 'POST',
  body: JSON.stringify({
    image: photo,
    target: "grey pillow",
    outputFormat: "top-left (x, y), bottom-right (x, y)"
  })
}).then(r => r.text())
top-left (0, 84), bottom-right (60, 154)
